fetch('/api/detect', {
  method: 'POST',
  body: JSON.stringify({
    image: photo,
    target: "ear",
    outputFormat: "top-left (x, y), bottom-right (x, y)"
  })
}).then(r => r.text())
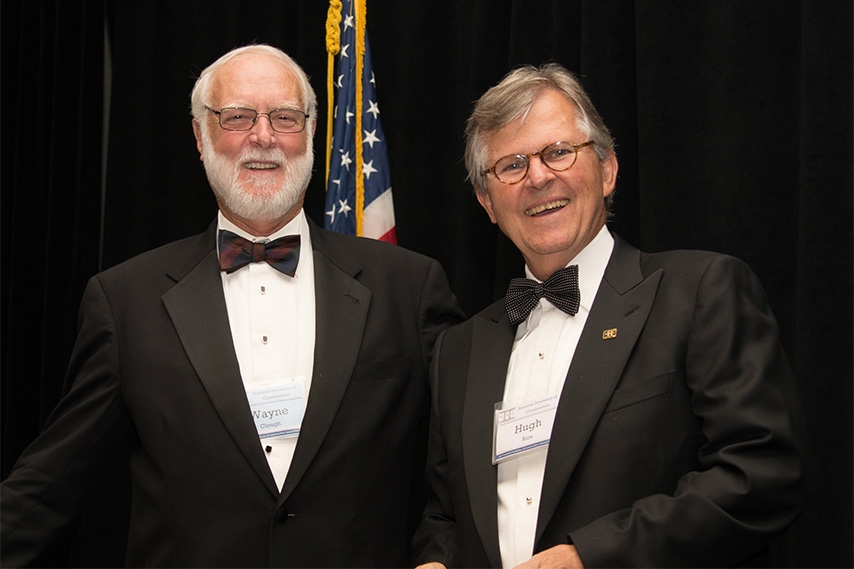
top-left (192, 119), bottom-right (205, 161)
top-left (601, 151), bottom-right (618, 198)
top-left (475, 188), bottom-right (498, 224)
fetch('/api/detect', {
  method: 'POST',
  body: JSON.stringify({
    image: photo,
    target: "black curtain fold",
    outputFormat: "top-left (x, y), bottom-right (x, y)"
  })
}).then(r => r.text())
top-left (2, 1), bottom-right (851, 567)
top-left (2, 0), bottom-right (105, 467)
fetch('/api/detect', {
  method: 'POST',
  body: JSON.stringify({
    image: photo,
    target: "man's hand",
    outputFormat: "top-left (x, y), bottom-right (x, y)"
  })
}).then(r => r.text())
top-left (415, 563), bottom-right (447, 569)
top-left (514, 544), bottom-right (584, 569)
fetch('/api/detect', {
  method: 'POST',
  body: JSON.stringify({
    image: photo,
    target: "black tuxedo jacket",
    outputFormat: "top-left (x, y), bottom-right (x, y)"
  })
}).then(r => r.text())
top-left (412, 233), bottom-right (806, 568)
top-left (1, 218), bottom-right (463, 568)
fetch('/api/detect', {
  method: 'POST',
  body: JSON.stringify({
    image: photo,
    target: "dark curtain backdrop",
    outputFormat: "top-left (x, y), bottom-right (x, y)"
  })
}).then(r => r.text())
top-left (2, 1), bottom-right (851, 567)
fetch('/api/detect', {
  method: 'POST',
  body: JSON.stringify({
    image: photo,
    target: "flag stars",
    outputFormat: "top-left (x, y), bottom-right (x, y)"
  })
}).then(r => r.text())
top-left (339, 150), bottom-right (353, 170)
top-left (363, 129), bottom-right (381, 148)
top-left (344, 14), bottom-right (354, 29)
top-left (366, 100), bottom-right (380, 119)
top-left (326, 196), bottom-right (353, 226)
top-left (341, 43), bottom-right (350, 58)
top-left (363, 160), bottom-right (378, 180)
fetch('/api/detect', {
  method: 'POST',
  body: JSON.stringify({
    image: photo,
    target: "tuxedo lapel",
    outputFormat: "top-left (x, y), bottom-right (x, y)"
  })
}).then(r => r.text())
top-left (161, 221), bottom-right (374, 502)
top-left (463, 303), bottom-right (515, 568)
top-left (536, 236), bottom-right (662, 541)
top-left (278, 226), bottom-right (371, 502)
top-left (161, 225), bottom-right (279, 495)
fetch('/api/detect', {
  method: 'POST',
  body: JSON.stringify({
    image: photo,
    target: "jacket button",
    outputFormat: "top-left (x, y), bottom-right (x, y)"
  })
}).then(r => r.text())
top-left (274, 509), bottom-right (290, 523)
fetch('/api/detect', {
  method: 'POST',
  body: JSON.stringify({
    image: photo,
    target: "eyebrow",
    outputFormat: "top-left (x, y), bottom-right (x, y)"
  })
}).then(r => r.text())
top-left (218, 101), bottom-right (304, 111)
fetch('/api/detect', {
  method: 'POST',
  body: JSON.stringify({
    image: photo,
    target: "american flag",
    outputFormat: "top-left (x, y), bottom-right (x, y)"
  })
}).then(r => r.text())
top-left (324, 0), bottom-right (396, 243)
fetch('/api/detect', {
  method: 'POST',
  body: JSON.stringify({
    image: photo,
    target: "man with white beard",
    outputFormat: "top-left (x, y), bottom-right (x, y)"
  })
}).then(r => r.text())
top-left (0, 45), bottom-right (463, 568)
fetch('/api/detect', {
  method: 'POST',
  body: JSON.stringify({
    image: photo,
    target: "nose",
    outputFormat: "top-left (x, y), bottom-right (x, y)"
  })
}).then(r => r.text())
top-left (524, 153), bottom-right (554, 187)
top-left (249, 114), bottom-right (277, 148)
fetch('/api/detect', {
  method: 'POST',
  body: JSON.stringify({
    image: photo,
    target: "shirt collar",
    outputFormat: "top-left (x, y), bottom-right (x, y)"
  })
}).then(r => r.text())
top-left (217, 209), bottom-right (307, 242)
top-left (523, 224), bottom-right (614, 314)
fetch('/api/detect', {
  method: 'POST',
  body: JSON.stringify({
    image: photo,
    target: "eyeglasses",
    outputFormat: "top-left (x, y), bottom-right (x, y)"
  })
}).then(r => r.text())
top-left (205, 106), bottom-right (310, 133)
top-left (484, 140), bottom-right (595, 184)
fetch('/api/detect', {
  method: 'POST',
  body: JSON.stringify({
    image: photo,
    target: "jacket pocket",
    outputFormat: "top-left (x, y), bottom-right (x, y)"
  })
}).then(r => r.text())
top-left (603, 371), bottom-right (675, 413)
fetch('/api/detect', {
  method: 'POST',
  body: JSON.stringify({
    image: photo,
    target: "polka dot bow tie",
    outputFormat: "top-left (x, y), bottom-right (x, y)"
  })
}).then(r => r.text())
top-left (504, 265), bottom-right (580, 325)
top-left (217, 230), bottom-right (300, 276)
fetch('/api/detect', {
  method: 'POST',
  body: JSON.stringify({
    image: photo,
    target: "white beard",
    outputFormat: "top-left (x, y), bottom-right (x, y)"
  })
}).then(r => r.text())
top-left (201, 128), bottom-right (314, 223)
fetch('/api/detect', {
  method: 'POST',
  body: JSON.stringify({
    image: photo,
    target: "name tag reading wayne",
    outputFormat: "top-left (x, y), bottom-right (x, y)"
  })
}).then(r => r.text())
top-left (493, 394), bottom-right (560, 464)
top-left (246, 379), bottom-right (306, 439)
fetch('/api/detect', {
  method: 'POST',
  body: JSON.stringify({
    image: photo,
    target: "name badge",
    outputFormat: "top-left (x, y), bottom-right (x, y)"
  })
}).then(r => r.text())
top-left (246, 379), bottom-right (306, 439)
top-left (492, 394), bottom-right (560, 464)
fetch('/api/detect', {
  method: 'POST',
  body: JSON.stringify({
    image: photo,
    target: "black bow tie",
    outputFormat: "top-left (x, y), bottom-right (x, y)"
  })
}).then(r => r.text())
top-left (217, 230), bottom-right (300, 276)
top-left (505, 265), bottom-right (580, 325)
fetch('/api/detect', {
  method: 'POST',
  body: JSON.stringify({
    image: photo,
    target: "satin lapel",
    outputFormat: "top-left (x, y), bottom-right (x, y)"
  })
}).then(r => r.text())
top-left (462, 303), bottom-right (515, 568)
top-left (162, 233), bottom-right (279, 496)
top-left (536, 237), bottom-right (662, 540)
top-left (278, 245), bottom-right (370, 502)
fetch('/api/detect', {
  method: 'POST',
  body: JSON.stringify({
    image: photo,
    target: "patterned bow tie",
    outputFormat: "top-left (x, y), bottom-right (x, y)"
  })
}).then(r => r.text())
top-left (505, 265), bottom-right (580, 325)
top-left (217, 230), bottom-right (300, 276)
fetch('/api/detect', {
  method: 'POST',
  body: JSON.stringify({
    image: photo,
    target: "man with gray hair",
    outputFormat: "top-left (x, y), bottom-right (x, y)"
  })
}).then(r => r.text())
top-left (412, 63), bottom-right (806, 568)
top-left (1, 44), bottom-right (463, 568)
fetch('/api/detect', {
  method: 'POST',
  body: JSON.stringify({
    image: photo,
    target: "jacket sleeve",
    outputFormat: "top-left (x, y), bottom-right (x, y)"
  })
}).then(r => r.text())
top-left (570, 255), bottom-right (808, 567)
top-left (418, 259), bottom-right (465, 370)
top-left (1, 276), bottom-right (132, 567)
top-left (411, 330), bottom-right (460, 567)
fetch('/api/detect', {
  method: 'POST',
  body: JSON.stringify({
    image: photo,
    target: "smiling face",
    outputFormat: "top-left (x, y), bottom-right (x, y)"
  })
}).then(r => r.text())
top-left (476, 89), bottom-right (618, 280)
top-left (192, 51), bottom-right (315, 236)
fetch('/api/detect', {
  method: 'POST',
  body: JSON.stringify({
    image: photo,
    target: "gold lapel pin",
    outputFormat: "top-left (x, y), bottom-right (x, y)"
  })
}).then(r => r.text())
top-left (602, 328), bottom-right (618, 340)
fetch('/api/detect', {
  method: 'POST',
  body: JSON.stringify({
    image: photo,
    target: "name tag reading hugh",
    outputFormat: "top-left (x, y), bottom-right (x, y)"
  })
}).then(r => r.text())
top-left (246, 379), bottom-right (306, 439)
top-left (493, 394), bottom-right (560, 464)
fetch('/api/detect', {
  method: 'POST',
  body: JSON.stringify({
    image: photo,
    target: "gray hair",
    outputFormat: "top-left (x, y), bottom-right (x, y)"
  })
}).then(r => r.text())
top-left (465, 63), bottom-right (615, 196)
top-left (190, 44), bottom-right (317, 132)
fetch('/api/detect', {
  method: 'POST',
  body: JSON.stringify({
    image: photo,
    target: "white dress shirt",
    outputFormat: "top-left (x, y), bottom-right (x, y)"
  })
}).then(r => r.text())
top-left (218, 210), bottom-right (316, 491)
top-left (497, 225), bottom-right (614, 568)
